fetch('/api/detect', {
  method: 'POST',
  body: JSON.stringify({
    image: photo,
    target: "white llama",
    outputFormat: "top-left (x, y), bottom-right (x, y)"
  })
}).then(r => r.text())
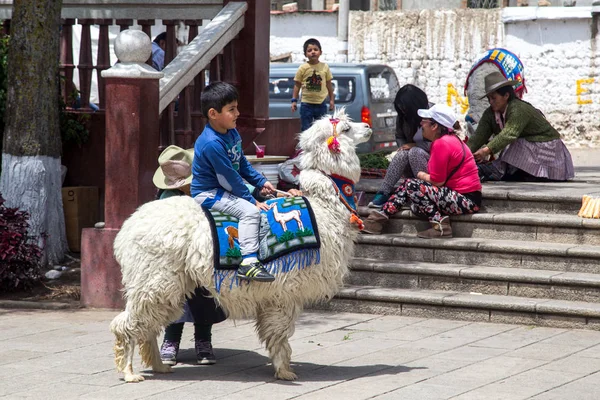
top-left (268, 202), bottom-right (303, 232)
top-left (109, 109), bottom-right (371, 383)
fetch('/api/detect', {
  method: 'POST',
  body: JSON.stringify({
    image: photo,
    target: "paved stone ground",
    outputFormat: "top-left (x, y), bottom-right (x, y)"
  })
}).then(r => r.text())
top-left (3, 308), bottom-right (600, 399)
top-left (3, 150), bottom-right (600, 399)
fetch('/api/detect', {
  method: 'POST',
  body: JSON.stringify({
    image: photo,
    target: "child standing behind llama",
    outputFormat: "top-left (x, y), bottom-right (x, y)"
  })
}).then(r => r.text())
top-left (153, 145), bottom-right (227, 366)
top-left (291, 38), bottom-right (335, 131)
top-left (192, 81), bottom-right (277, 282)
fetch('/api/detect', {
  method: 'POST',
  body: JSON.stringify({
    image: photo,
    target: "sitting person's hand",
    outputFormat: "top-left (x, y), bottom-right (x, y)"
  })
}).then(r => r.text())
top-left (262, 182), bottom-right (276, 195)
top-left (400, 143), bottom-right (416, 151)
top-left (287, 188), bottom-right (303, 197)
top-left (416, 171), bottom-right (430, 182)
top-left (255, 201), bottom-right (270, 211)
top-left (473, 146), bottom-right (491, 163)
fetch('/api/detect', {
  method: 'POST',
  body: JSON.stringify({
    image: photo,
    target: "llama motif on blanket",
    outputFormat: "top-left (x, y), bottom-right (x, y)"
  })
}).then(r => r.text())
top-left (204, 196), bottom-right (320, 290)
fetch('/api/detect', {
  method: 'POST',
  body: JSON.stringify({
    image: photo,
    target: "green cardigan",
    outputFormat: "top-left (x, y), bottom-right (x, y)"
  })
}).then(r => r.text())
top-left (468, 99), bottom-right (560, 155)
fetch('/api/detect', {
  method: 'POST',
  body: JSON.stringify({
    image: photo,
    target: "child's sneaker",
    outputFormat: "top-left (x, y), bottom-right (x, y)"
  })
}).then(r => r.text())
top-left (160, 340), bottom-right (180, 366)
top-left (195, 339), bottom-right (216, 365)
top-left (368, 192), bottom-right (389, 208)
top-left (237, 261), bottom-right (275, 282)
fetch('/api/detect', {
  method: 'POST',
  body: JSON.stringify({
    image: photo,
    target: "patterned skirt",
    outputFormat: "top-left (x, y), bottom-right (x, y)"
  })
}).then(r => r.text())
top-left (493, 138), bottom-right (574, 181)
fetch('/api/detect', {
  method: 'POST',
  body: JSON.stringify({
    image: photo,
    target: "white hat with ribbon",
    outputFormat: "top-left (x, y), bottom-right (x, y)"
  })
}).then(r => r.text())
top-left (152, 145), bottom-right (194, 190)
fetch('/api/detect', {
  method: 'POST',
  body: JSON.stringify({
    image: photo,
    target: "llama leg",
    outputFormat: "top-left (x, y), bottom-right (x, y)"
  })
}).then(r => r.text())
top-left (256, 304), bottom-right (300, 380)
top-left (139, 335), bottom-right (173, 374)
top-left (111, 311), bottom-right (145, 383)
top-left (124, 338), bottom-right (145, 383)
top-left (149, 337), bottom-right (173, 373)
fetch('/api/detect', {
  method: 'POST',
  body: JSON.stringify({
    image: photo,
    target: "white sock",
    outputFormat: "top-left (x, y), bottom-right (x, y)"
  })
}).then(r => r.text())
top-left (241, 257), bottom-right (258, 266)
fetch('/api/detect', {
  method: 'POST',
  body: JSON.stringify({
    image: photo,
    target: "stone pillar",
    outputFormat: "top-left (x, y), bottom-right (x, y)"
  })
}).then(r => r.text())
top-left (80, 30), bottom-right (164, 309)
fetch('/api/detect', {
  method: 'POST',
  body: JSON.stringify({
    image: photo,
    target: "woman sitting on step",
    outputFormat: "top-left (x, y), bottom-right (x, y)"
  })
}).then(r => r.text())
top-left (362, 104), bottom-right (482, 238)
top-left (469, 71), bottom-right (574, 182)
top-left (368, 84), bottom-right (431, 208)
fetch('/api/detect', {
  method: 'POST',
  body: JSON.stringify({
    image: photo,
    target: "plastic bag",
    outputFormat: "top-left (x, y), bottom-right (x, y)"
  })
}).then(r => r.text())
top-left (278, 156), bottom-right (302, 185)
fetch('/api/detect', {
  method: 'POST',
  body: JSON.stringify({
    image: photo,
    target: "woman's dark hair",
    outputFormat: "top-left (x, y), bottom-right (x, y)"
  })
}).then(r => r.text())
top-left (303, 38), bottom-right (322, 55)
top-left (495, 85), bottom-right (516, 101)
top-left (201, 81), bottom-right (239, 117)
top-left (394, 84), bottom-right (429, 137)
top-left (153, 32), bottom-right (167, 44)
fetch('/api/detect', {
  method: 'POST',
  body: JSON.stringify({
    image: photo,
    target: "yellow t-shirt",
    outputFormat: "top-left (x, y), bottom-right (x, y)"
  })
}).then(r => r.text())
top-left (294, 62), bottom-right (333, 105)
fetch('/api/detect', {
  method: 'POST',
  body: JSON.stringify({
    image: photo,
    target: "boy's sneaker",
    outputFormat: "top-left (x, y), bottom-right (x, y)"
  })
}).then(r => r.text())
top-left (160, 340), bottom-right (180, 366)
top-left (195, 340), bottom-right (216, 365)
top-left (368, 192), bottom-right (389, 208)
top-left (237, 261), bottom-right (275, 282)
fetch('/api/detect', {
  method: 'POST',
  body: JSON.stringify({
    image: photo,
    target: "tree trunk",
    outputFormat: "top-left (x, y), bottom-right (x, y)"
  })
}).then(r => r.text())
top-left (0, 0), bottom-right (67, 265)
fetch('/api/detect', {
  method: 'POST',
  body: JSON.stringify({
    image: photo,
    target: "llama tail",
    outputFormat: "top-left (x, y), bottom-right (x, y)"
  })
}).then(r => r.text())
top-left (110, 311), bottom-right (133, 372)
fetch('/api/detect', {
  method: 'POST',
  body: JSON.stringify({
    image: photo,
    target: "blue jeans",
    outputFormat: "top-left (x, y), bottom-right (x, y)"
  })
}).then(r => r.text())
top-left (300, 102), bottom-right (327, 131)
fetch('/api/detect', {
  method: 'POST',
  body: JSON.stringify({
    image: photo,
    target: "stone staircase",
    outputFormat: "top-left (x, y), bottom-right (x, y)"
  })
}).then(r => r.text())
top-left (315, 172), bottom-right (600, 329)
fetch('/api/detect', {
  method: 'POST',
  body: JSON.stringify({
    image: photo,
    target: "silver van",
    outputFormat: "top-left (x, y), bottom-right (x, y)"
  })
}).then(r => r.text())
top-left (269, 63), bottom-right (400, 154)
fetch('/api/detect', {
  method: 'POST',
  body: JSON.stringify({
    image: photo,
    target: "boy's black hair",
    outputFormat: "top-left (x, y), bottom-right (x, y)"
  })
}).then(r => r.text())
top-left (303, 38), bottom-right (322, 55)
top-left (394, 84), bottom-right (429, 139)
top-left (201, 81), bottom-right (239, 117)
top-left (153, 32), bottom-right (167, 44)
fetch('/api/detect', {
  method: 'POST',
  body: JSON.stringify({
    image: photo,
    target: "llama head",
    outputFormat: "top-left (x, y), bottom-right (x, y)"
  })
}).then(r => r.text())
top-left (298, 109), bottom-right (371, 183)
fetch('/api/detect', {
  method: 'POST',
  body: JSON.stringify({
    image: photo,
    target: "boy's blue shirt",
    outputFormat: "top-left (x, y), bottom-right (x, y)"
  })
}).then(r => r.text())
top-left (191, 123), bottom-right (267, 205)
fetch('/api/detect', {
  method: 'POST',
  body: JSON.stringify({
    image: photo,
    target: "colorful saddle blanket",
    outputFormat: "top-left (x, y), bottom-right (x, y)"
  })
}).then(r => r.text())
top-left (203, 196), bottom-right (321, 291)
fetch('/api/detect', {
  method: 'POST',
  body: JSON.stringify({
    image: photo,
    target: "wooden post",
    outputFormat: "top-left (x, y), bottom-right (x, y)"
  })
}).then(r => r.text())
top-left (77, 19), bottom-right (93, 109)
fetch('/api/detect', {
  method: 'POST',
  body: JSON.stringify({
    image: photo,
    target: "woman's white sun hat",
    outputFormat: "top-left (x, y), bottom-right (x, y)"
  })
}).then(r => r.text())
top-left (417, 104), bottom-right (458, 130)
top-left (152, 145), bottom-right (195, 190)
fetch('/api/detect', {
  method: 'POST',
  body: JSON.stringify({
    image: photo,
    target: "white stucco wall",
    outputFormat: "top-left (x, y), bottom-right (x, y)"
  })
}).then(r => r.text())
top-left (503, 8), bottom-right (600, 146)
top-left (270, 12), bottom-right (346, 62)
top-left (270, 8), bottom-right (600, 146)
top-left (348, 9), bottom-right (503, 111)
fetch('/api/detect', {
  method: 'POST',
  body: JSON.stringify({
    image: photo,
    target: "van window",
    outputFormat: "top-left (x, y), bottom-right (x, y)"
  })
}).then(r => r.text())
top-left (330, 78), bottom-right (355, 104)
top-left (270, 76), bottom-right (356, 104)
top-left (269, 77), bottom-right (295, 100)
top-left (368, 68), bottom-right (399, 102)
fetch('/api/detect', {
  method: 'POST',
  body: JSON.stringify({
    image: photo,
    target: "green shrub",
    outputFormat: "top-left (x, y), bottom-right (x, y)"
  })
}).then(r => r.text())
top-left (358, 153), bottom-right (391, 169)
top-left (0, 194), bottom-right (43, 292)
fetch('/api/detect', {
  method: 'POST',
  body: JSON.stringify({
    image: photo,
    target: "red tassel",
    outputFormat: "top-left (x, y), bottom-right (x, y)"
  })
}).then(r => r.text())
top-left (350, 214), bottom-right (364, 231)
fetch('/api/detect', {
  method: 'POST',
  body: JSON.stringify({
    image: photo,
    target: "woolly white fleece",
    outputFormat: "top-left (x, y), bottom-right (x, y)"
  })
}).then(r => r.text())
top-left (109, 110), bottom-right (372, 382)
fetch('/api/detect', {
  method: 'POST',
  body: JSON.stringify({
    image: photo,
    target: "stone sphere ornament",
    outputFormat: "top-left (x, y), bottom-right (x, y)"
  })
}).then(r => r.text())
top-left (114, 29), bottom-right (151, 64)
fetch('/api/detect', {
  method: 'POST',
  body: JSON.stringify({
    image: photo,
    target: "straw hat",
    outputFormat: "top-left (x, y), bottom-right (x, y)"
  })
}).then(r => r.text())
top-left (480, 71), bottom-right (518, 99)
top-left (152, 145), bottom-right (194, 190)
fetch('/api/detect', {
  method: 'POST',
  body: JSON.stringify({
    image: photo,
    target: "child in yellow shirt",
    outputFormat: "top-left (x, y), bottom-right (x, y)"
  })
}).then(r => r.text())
top-left (291, 38), bottom-right (334, 131)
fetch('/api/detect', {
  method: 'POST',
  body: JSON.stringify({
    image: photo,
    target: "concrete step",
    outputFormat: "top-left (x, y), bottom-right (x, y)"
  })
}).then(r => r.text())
top-left (356, 235), bottom-right (600, 273)
top-left (348, 258), bottom-right (600, 303)
top-left (357, 208), bottom-right (600, 246)
top-left (313, 285), bottom-right (600, 330)
top-left (356, 178), bottom-right (588, 214)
